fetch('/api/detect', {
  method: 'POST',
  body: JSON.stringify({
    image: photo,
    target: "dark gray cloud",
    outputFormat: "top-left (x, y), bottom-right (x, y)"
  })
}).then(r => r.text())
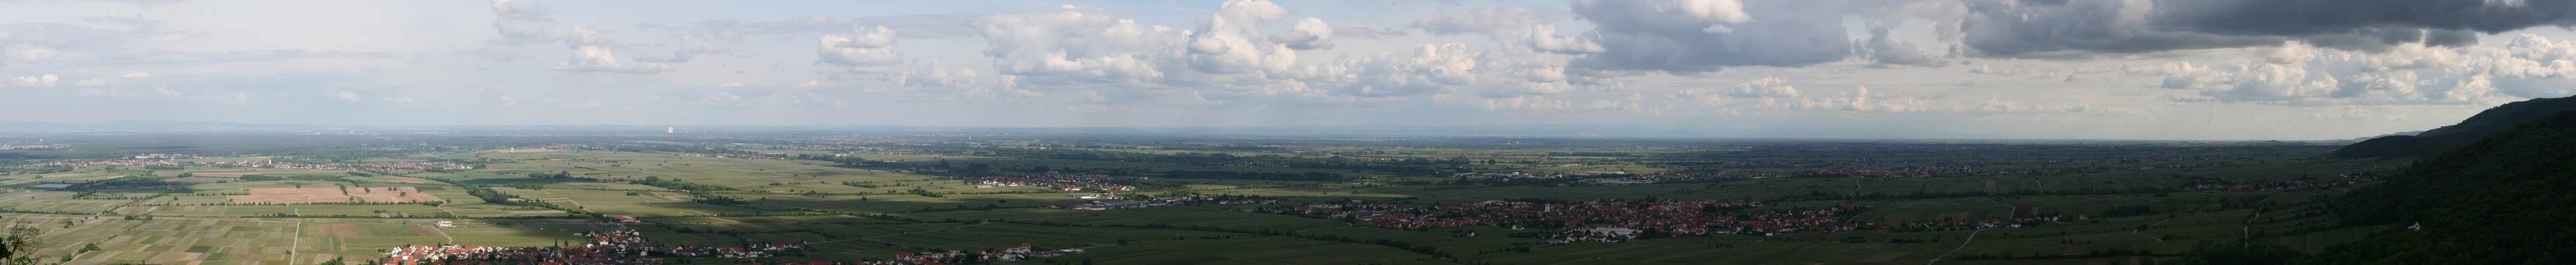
top-left (1857, 25), bottom-right (1943, 67)
top-left (1963, 0), bottom-right (2576, 57)
top-left (1570, 0), bottom-right (1853, 73)
top-left (1959, 0), bottom-right (2284, 57)
top-left (2150, 0), bottom-right (2576, 36)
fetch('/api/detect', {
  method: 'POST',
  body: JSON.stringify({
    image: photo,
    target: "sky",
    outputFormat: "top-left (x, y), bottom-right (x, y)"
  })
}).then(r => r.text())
top-left (6, 0), bottom-right (2576, 140)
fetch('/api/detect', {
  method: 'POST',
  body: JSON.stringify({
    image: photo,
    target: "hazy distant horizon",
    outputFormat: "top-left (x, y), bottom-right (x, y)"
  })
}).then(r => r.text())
top-left (7, 0), bottom-right (2573, 140)
top-left (0, 119), bottom-right (2400, 142)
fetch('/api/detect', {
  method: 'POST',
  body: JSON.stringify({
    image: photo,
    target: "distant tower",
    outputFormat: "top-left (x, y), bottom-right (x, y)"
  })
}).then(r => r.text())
top-left (667, 127), bottom-right (675, 133)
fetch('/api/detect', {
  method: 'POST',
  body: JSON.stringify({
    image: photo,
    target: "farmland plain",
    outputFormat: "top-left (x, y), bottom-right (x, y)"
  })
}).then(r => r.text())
top-left (0, 134), bottom-right (2395, 264)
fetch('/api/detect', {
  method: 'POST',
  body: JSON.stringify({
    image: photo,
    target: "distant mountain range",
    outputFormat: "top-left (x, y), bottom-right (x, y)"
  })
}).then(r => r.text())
top-left (0, 120), bottom-right (2078, 140)
top-left (2336, 95), bottom-right (2576, 158)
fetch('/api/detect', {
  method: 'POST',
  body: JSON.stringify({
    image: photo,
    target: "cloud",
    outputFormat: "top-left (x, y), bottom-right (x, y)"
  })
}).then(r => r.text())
top-left (489, 0), bottom-right (566, 42)
top-left (1271, 17), bottom-right (1334, 50)
top-left (1411, 8), bottom-right (1601, 54)
top-left (6, 47), bottom-right (58, 61)
top-left (1413, 7), bottom-right (1577, 37)
top-left (1320, 43), bottom-right (1481, 96)
top-left (1185, 11), bottom-right (1296, 74)
top-left (1955, 0), bottom-right (2576, 58)
top-left (72, 78), bottom-right (109, 87)
top-left (555, 46), bottom-right (671, 74)
top-left (1217, 0), bottom-right (1291, 25)
top-left (1857, 25), bottom-right (1942, 67)
top-left (333, 91), bottom-right (363, 101)
top-left (9, 74), bottom-right (56, 87)
top-left (1524, 24), bottom-right (1605, 54)
top-left (789, 13), bottom-right (834, 27)
top-left (1954, 0), bottom-right (2289, 57)
top-left (490, 0), bottom-right (702, 75)
top-left (1569, 0), bottom-right (1853, 72)
top-left (971, 4), bottom-right (1183, 84)
top-left (900, 61), bottom-right (979, 87)
top-left (2123, 36), bottom-right (2576, 106)
top-left (1333, 27), bottom-right (1390, 39)
top-left (816, 25), bottom-right (902, 72)
top-left (2147, 0), bottom-right (2570, 41)
top-left (1725, 76), bottom-right (1800, 98)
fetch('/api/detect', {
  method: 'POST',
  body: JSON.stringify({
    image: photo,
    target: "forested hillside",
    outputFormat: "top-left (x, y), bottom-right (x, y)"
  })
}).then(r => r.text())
top-left (2335, 96), bottom-right (2576, 158)
top-left (2304, 111), bottom-right (2576, 264)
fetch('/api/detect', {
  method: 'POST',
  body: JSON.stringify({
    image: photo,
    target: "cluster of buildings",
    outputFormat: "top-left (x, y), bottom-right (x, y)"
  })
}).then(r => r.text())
top-left (1264, 199), bottom-right (1866, 242)
top-left (1704, 155), bottom-right (2256, 178)
top-left (128, 154), bottom-right (204, 159)
top-left (1450, 172), bottom-right (1549, 179)
top-left (28, 159), bottom-right (193, 167)
top-left (864, 243), bottom-right (1052, 264)
top-left (377, 228), bottom-right (809, 265)
top-left (25, 158), bottom-right (473, 171)
top-left (2192, 172), bottom-right (2382, 191)
top-left (1866, 216), bottom-right (2060, 232)
top-left (1050, 195), bottom-right (1277, 210)
top-left (1564, 173), bottom-right (1774, 186)
top-left (2040, 155), bottom-right (2258, 164)
top-left (1205, 162), bottom-right (1289, 167)
top-left (678, 153), bottom-right (781, 160)
top-left (979, 173), bottom-right (1138, 191)
top-left (0, 144), bottom-right (65, 150)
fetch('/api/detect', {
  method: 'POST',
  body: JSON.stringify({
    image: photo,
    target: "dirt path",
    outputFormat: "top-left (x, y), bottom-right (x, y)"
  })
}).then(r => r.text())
top-left (1925, 227), bottom-right (1989, 264)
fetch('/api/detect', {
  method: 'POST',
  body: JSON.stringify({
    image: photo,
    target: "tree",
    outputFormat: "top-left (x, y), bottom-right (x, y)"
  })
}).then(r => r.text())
top-left (0, 221), bottom-right (50, 265)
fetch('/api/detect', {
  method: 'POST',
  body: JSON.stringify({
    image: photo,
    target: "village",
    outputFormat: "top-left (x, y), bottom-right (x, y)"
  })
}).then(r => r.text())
top-left (2193, 172), bottom-right (2382, 191)
top-left (378, 227), bottom-right (813, 265)
top-left (1048, 193), bottom-right (1280, 210)
top-left (26, 158), bottom-right (475, 171)
top-left (1265, 199), bottom-right (1877, 242)
top-left (978, 172), bottom-right (1139, 191)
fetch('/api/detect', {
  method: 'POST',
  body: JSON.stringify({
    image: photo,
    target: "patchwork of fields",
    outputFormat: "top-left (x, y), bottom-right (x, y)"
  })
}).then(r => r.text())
top-left (0, 140), bottom-right (2398, 264)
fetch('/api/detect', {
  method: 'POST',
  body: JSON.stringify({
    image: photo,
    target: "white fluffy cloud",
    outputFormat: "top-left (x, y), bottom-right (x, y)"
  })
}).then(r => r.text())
top-left (1270, 17), bottom-right (1334, 50)
top-left (2117, 34), bottom-right (2576, 106)
top-left (555, 46), bottom-right (671, 74)
top-left (816, 25), bottom-right (902, 72)
top-left (9, 74), bottom-right (55, 87)
top-left (972, 5), bottom-right (1183, 84)
top-left (1412, 8), bottom-right (1602, 54)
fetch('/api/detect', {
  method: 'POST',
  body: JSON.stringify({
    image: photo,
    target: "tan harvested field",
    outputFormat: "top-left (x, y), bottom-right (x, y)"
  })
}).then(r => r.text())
top-left (475, 149), bottom-right (560, 153)
top-left (228, 187), bottom-right (443, 204)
